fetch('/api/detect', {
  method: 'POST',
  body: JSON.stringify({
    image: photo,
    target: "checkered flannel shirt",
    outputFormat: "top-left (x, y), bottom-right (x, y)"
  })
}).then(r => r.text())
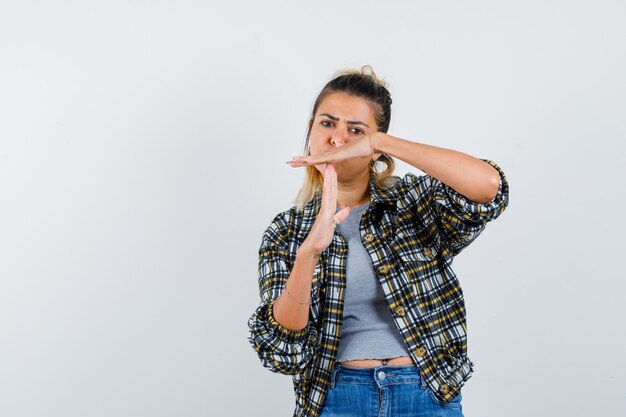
top-left (248, 159), bottom-right (509, 417)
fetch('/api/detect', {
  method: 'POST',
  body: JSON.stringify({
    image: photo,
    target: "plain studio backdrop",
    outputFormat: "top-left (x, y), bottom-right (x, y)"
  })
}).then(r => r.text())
top-left (1, 1), bottom-right (624, 416)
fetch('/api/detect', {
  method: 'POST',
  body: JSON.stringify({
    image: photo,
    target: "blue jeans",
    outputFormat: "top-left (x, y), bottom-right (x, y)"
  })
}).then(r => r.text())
top-left (318, 362), bottom-right (464, 417)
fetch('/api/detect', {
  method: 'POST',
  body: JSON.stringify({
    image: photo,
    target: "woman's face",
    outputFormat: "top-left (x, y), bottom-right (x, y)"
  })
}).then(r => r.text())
top-left (308, 92), bottom-right (379, 179)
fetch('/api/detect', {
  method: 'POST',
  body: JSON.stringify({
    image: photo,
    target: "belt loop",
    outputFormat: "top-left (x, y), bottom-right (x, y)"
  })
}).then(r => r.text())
top-left (330, 362), bottom-right (341, 389)
top-left (418, 367), bottom-right (428, 389)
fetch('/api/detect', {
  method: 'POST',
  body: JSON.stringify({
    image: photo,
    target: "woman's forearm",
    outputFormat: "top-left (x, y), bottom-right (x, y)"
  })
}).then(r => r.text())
top-left (372, 133), bottom-right (501, 203)
top-left (272, 243), bottom-right (318, 331)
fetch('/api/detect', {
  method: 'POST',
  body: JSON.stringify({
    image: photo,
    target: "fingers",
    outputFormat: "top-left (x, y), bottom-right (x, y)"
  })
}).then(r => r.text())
top-left (333, 207), bottom-right (351, 224)
top-left (287, 150), bottom-right (338, 167)
top-left (286, 157), bottom-right (312, 167)
top-left (321, 164), bottom-right (336, 215)
top-left (286, 155), bottom-right (321, 167)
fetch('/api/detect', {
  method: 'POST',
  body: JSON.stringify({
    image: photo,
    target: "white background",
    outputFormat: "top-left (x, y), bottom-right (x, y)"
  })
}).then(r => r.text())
top-left (1, 1), bottom-right (625, 416)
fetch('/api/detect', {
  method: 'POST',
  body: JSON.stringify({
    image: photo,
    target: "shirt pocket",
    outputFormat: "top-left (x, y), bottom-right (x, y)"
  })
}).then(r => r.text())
top-left (392, 239), bottom-right (439, 269)
top-left (391, 241), bottom-right (448, 312)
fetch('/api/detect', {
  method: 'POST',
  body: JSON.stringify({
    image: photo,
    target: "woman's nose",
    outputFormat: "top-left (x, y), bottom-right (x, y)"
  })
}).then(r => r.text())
top-left (330, 127), bottom-right (348, 147)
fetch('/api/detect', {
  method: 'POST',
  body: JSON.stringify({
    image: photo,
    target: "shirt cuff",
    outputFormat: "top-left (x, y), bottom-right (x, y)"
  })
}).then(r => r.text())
top-left (435, 158), bottom-right (509, 223)
top-left (266, 298), bottom-right (312, 344)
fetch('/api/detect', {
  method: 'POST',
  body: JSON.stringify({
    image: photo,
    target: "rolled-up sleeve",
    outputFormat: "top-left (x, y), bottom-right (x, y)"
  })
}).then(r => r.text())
top-left (403, 159), bottom-right (510, 257)
top-left (247, 213), bottom-right (319, 375)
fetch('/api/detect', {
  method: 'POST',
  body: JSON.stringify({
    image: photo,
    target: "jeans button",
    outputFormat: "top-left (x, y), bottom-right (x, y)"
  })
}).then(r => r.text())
top-left (377, 371), bottom-right (386, 380)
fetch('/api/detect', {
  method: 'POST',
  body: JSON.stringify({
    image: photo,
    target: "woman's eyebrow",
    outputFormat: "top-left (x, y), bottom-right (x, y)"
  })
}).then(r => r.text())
top-left (320, 113), bottom-right (370, 128)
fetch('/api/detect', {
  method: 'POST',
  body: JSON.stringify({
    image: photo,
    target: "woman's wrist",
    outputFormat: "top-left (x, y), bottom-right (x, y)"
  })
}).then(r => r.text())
top-left (296, 243), bottom-right (322, 261)
top-left (370, 132), bottom-right (388, 154)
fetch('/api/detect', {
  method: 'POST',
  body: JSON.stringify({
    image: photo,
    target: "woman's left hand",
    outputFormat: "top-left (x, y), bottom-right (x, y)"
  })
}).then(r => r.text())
top-left (287, 133), bottom-right (378, 167)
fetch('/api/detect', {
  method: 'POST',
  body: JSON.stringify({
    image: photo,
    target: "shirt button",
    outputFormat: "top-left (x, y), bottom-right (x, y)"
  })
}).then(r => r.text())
top-left (394, 305), bottom-right (406, 317)
top-left (423, 247), bottom-right (433, 257)
top-left (377, 265), bottom-right (389, 274)
top-left (415, 346), bottom-right (427, 356)
top-left (377, 371), bottom-right (386, 380)
top-left (438, 384), bottom-right (450, 395)
top-left (363, 233), bottom-right (374, 243)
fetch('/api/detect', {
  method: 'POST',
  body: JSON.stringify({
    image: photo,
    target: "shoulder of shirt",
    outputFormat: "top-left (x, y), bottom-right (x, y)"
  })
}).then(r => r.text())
top-left (372, 172), bottom-right (430, 202)
top-left (270, 205), bottom-right (299, 224)
top-left (398, 171), bottom-right (426, 183)
top-left (263, 204), bottom-right (301, 236)
top-left (386, 172), bottom-right (428, 185)
top-left (397, 172), bottom-right (434, 191)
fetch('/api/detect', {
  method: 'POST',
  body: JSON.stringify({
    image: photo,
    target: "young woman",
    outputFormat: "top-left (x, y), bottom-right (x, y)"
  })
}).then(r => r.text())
top-left (248, 66), bottom-right (509, 417)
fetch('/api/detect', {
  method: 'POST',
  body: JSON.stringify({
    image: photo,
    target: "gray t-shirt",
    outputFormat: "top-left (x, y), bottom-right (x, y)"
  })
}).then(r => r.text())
top-left (334, 202), bottom-right (411, 362)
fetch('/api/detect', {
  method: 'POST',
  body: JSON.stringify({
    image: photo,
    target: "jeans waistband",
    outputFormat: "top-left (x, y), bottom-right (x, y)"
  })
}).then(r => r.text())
top-left (329, 362), bottom-right (426, 389)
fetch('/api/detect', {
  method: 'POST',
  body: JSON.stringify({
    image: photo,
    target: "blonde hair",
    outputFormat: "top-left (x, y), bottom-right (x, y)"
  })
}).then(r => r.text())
top-left (294, 66), bottom-right (396, 212)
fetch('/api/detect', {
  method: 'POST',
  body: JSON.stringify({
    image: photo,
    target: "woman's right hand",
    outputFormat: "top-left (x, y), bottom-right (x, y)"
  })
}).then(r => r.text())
top-left (299, 163), bottom-right (351, 255)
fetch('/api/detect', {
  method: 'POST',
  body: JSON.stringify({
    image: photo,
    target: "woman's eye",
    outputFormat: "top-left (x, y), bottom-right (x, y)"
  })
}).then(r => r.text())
top-left (321, 120), bottom-right (333, 127)
top-left (350, 128), bottom-right (364, 135)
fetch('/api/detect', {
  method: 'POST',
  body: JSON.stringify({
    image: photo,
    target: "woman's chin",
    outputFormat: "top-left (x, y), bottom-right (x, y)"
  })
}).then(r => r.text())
top-left (314, 162), bottom-right (339, 173)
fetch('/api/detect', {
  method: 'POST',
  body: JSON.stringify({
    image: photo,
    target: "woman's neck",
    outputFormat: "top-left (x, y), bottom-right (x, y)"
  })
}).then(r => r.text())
top-left (336, 174), bottom-right (370, 209)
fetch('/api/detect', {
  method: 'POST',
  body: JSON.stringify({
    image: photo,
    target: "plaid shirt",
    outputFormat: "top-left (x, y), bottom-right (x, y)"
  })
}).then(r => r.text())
top-left (248, 159), bottom-right (509, 417)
